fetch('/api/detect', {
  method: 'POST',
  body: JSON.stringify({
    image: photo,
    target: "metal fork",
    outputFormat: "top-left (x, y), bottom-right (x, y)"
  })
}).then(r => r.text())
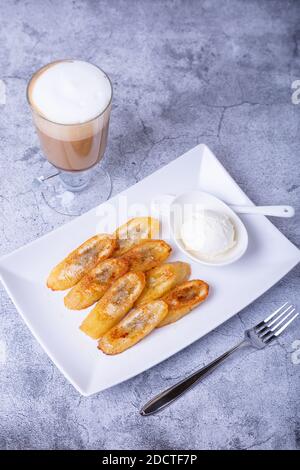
top-left (140, 302), bottom-right (299, 416)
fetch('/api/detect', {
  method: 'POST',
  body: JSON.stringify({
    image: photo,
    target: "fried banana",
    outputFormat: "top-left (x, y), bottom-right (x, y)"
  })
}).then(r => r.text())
top-left (47, 235), bottom-right (116, 291)
top-left (80, 271), bottom-right (146, 339)
top-left (113, 217), bottom-right (160, 257)
top-left (99, 300), bottom-right (168, 355)
top-left (159, 280), bottom-right (209, 327)
top-left (135, 262), bottom-right (191, 306)
top-left (64, 258), bottom-right (129, 310)
top-left (121, 240), bottom-right (172, 272)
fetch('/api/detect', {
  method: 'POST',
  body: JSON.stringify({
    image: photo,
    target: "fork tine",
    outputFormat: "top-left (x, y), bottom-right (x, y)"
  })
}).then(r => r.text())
top-left (261, 312), bottom-right (299, 344)
top-left (255, 302), bottom-right (291, 332)
top-left (264, 301), bottom-right (288, 323)
top-left (269, 308), bottom-right (296, 332)
top-left (260, 308), bottom-right (296, 338)
top-left (274, 312), bottom-right (299, 337)
top-left (267, 306), bottom-right (295, 327)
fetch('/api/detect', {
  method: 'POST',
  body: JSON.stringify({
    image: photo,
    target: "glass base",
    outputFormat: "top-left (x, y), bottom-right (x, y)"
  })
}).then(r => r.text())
top-left (40, 164), bottom-right (112, 216)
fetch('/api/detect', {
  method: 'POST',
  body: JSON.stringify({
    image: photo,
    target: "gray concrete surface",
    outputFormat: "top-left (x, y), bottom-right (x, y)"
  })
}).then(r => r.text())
top-left (0, 0), bottom-right (300, 450)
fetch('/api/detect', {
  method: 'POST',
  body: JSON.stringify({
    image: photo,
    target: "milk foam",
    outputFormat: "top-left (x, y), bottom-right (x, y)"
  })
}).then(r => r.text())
top-left (30, 61), bottom-right (112, 124)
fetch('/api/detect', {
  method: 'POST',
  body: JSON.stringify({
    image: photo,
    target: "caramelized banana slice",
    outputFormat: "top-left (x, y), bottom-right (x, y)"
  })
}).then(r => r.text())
top-left (99, 300), bottom-right (168, 355)
top-left (122, 240), bottom-right (172, 272)
top-left (47, 235), bottom-right (116, 291)
top-left (80, 271), bottom-right (145, 339)
top-left (135, 262), bottom-right (191, 306)
top-left (159, 280), bottom-right (209, 327)
top-left (64, 258), bottom-right (129, 310)
top-left (113, 217), bottom-right (160, 257)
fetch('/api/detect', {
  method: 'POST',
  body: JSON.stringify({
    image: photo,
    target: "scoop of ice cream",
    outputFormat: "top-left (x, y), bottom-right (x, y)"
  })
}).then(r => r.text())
top-left (180, 210), bottom-right (236, 259)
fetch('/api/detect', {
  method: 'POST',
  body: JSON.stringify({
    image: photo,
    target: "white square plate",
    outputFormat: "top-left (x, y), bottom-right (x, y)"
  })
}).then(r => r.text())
top-left (0, 144), bottom-right (299, 395)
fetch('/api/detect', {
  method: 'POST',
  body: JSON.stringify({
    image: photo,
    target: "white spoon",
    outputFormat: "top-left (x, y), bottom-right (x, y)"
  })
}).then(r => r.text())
top-left (229, 204), bottom-right (294, 218)
top-left (156, 193), bottom-right (295, 219)
top-left (155, 190), bottom-right (294, 267)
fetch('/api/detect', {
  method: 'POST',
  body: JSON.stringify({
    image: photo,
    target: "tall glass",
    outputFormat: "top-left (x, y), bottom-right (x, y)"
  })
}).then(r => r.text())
top-left (27, 60), bottom-right (113, 215)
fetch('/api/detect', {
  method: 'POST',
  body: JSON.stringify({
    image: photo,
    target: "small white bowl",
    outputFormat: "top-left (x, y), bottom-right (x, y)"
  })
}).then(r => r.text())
top-left (169, 190), bottom-right (248, 266)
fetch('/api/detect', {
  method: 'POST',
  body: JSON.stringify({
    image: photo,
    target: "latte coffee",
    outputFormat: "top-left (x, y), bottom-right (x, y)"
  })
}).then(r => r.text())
top-left (27, 60), bottom-right (112, 171)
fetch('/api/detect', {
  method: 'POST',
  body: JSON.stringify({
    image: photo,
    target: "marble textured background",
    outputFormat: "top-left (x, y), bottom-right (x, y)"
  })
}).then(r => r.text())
top-left (0, 0), bottom-right (299, 450)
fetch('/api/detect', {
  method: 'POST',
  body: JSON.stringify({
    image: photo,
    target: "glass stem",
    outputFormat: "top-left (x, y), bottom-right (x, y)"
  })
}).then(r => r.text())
top-left (59, 169), bottom-right (92, 192)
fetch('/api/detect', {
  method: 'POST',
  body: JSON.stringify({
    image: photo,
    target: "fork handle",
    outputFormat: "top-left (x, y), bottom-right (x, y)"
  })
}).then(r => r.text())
top-left (140, 340), bottom-right (249, 416)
